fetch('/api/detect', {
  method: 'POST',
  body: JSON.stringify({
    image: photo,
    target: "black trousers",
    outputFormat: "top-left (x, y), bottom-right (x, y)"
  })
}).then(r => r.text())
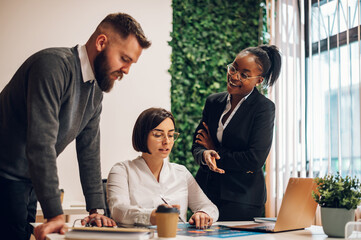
top-left (216, 200), bottom-right (265, 221)
top-left (205, 184), bottom-right (265, 220)
top-left (209, 193), bottom-right (265, 221)
top-left (0, 176), bottom-right (37, 240)
top-left (196, 168), bottom-right (265, 221)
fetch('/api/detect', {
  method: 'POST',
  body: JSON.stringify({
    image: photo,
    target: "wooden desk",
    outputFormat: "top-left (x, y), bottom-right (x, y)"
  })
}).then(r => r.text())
top-left (36, 202), bottom-right (87, 223)
top-left (44, 221), bottom-right (339, 240)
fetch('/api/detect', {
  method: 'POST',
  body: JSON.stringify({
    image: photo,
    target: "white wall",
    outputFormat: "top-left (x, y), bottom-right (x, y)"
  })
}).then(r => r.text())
top-left (0, 0), bottom-right (172, 203)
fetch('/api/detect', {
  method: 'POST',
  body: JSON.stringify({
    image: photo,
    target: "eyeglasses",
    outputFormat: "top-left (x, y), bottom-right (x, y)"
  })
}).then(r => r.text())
top-left (151, 130), bottom-right (180, 142)
top-left (227, 64), bottom-right (262, 82)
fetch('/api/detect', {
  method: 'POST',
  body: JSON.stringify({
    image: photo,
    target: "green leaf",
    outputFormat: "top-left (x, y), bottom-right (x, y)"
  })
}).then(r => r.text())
top-left (312, 173), bottom-right (361, 210)
top-left (169, 0), bottom-right (267, 176)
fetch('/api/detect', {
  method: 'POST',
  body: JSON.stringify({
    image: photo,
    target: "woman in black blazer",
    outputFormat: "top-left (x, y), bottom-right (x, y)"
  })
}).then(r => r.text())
top-left (192, 45), bottom-right (282, 221)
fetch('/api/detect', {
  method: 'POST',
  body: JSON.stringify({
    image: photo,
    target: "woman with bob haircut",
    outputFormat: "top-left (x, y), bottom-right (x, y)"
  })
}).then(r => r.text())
top-left (107, 107), bottom-right (219, 228)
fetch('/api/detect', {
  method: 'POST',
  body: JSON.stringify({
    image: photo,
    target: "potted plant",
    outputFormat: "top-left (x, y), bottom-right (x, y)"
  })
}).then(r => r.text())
top-left (312, 173), bottom-right (361, 238)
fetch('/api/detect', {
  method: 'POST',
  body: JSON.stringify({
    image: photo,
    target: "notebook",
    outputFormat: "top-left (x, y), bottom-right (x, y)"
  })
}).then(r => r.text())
top-left (65, 226), bottom-right (154, 240)
top-left (229, 177), bottom-right (318, 233)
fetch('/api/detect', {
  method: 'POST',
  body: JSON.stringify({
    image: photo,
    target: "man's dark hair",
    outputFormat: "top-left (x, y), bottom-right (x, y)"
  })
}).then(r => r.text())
top-left (132, 108), bottom-right (175, 153)
top-left (100, 12), bottom-right (151, 49)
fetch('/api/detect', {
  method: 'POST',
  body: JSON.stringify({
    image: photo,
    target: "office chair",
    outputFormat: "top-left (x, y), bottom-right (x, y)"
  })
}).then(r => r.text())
top-left (102, 178), bottom-right (111, 217)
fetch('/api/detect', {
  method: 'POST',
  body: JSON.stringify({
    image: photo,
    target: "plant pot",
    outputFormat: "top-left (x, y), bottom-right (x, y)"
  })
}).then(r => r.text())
top-left (321, 207), bottom-right (355, 238)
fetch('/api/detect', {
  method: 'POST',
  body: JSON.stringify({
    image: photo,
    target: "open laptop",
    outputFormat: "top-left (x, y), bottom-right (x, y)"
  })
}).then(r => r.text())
top-left (229, 177), bottom-right (318, 233)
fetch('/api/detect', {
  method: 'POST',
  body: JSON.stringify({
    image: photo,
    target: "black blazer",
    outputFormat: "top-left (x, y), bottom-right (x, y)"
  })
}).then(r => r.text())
top-left (192, 88), bottom-right (275, 206)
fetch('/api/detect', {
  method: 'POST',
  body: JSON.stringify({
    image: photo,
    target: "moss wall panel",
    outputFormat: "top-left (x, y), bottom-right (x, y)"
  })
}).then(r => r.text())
top-left (169, 0), bottom-right (264, 175)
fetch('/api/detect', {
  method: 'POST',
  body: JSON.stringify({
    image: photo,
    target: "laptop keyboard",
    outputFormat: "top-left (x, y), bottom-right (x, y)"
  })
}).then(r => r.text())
top-left (255, 225), bottom-right (275, 230)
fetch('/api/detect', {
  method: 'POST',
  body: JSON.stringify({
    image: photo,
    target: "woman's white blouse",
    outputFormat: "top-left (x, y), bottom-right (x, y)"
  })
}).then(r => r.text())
top-left (107, 156), bottom-right (219, 225)
top-left (217, 90), bottom-right (253, 143)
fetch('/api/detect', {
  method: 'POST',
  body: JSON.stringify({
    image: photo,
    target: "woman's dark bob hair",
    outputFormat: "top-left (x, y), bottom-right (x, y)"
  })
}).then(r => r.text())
top-left (132, 107), bottom-right (175, 153)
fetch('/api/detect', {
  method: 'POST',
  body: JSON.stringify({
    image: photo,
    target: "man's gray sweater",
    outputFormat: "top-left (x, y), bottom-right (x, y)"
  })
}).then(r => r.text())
top-left (0, 46), bottom-right (105, 218)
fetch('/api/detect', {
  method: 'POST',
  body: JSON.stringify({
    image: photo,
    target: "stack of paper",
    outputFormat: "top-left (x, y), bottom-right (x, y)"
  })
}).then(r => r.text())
top-left (65, 227), bottom-right (153, 240)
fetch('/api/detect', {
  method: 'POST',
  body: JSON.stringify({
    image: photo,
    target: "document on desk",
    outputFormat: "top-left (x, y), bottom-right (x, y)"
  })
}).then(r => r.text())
top-left (65, 227), bottom-right (154, 240)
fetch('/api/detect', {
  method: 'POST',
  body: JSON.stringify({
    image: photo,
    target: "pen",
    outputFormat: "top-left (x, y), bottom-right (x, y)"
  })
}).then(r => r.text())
top-left (159, 195), bottom-right (187, 226)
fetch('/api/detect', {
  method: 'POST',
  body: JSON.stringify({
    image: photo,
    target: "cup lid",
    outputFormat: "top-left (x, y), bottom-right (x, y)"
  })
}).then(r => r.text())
top-left (156, 205), bottom-right (180, 213)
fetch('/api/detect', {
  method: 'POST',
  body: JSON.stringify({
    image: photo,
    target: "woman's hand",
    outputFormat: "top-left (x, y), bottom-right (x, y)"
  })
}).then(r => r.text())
top-left (150, 209), bottom-right (157, 225)
top-left (188, 211), bottom-right (213, 229)
top-left (195, 122), bottom-right (215, 150)
top-left (150, 204), bottom-right (180, 225)
top-left (203, 150), bottom-right (225, 174)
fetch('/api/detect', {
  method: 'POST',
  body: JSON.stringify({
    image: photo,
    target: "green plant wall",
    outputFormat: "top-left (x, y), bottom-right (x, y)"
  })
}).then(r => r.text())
top-left (169, 0), bottom-right (265, 176)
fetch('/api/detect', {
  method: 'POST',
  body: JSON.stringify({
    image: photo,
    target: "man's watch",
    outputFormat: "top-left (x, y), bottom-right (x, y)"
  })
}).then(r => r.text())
top-left (89, 209), bottom-right (104, 215)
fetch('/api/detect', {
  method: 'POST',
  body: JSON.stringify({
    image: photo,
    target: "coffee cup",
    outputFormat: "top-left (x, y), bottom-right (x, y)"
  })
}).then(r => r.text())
top-left (156, 205), bottom-right (179, 239)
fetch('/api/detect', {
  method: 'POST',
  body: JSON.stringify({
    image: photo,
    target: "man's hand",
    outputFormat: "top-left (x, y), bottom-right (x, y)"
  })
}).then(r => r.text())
top-left (203, 150), bottom-right (225, 174)
top-left (81, 213), bottom-right (116, 227)
top-left (34, 214), bottom-right (66, 240)
top-left (195, 122), bottom-right (215, 150)
top-left (188, 211), bottom-right (213, 229)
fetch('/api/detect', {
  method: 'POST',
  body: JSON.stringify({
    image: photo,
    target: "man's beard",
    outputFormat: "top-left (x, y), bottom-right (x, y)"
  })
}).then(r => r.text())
top-left (94, 50), bottom-right (123, 92)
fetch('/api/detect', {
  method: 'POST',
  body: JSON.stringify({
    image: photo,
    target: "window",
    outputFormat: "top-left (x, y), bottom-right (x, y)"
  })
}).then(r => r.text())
top-left (305, 0), bottom-right (361, 177)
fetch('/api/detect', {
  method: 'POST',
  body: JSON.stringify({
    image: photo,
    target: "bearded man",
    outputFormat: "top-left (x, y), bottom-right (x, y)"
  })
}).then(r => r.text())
top-left (0, 13), bottom-right (151, 240)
